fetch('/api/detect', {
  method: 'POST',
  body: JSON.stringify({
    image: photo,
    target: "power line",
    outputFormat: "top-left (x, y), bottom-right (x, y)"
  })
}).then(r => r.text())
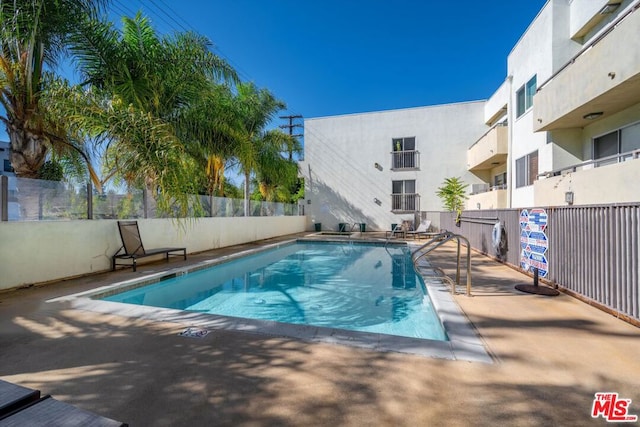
top-left (279, 115), bottom-right (304, 138)
top-left (147, 0), bottom-right (190, 33)
top-left (155, 0), bottom-right (197, 32)
top-left (108, 0), bottom-right (301, 116)
top-left (279, 115), bottom-right (304, 161)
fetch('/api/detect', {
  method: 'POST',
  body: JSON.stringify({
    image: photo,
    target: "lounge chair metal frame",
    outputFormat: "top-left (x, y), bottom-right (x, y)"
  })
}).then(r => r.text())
top-left (406, 220), bottom-right (438, 240)
top-left (112, 220), bottom-right (186, 272)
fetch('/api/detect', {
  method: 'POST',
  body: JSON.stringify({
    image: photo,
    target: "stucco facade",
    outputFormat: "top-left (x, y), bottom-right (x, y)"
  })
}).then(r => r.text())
top-left (303, 0), bottom-right (640, 221)
top-left (300, 102), bottom-right (486, 232)
top-left (497, 0), bottom-right (640, 208)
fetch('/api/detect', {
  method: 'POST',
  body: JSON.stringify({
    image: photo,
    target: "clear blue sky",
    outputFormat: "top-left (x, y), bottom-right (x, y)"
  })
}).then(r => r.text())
top-left (106, 0), bottom-right (548, 120)
top-left (2, 1), bottom-right (548, 139)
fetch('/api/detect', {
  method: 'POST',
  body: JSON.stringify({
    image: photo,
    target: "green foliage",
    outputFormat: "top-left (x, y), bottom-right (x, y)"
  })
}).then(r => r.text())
top-left (5, 6), bottom-right (301, 218)
top-left (37, 160), bottom-right (64, 181)
top-left (436, 177), bottom-right (469, 214)
top-left (0, 0), bottom-right (108, 177)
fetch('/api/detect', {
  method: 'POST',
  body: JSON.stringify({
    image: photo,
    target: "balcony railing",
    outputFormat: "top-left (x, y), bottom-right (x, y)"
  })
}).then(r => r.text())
top-left (467, 122), bottom-right (508, 171)
top-left (538, 149), bottom-right (640, 178)
top-left (470, 184), bottom-right (507, 195)
top-left (391, 193), bottom-right (420, 212)
top-left (390, 150), bottom-right (420, 170)
top-left (533, 5), bottom-right (640, 131)
top-left (466, 186), bottom-right (508, 210)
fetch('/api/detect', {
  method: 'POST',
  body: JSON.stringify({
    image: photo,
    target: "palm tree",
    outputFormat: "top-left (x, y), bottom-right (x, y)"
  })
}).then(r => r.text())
top-left (58, 13), bottom-right (238, 214)
top-left (232, 82), bottom-right (300, 215)
top-left (0, 0), bottom-right (108, 177)
top-left (436, 177), bottom-right (469, 222)
top-left (253, 129), bottom-right (301, 202)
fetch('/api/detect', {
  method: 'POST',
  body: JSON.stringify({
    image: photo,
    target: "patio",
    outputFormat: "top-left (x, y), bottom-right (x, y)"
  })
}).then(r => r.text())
top-left (1, 234), bottom-right (639, 426)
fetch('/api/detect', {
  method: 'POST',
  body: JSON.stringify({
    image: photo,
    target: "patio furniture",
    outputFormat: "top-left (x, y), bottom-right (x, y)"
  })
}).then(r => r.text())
top-left (385, 223), bottom-right (405, 239)
top-left (0, 380), bottom-right (128, 426)
top-left (406, 220), bottom-right (434, 239)
top-left (0, 379), bottom-right (40, 418)
top-left (112, 221), bottom-right (186, 272)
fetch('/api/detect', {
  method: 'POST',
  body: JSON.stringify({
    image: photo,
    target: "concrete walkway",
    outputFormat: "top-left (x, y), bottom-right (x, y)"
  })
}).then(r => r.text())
top-left (1, 234), bottom-right (639, 426)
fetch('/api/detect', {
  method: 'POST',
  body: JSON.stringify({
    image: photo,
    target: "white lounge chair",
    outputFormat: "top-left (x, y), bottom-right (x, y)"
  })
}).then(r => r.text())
top-left (406, 220), bottom-right (434, 239)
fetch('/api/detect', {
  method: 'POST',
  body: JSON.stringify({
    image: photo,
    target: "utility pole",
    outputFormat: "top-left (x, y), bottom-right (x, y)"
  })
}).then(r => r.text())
top-left (279, 115), bottom-right (303, 160)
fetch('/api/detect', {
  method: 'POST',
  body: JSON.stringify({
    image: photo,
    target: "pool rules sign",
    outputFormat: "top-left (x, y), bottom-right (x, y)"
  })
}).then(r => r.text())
top-left (519, 208), bottom-right (549, 277)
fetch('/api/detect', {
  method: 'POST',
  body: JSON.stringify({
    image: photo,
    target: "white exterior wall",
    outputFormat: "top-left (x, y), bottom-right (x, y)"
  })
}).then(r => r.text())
top-left (0, 216), bottom-right (306, 291)
top-left (507, 3), bottom-right (555, 208)
top-left (301, 102), bottom-right (486, 231)
top-left (504, 0), bottom-right (640, 207)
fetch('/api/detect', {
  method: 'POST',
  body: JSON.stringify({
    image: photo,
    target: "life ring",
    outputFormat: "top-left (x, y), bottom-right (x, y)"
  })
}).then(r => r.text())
top-left (492, 221), bottom-right (507, 256)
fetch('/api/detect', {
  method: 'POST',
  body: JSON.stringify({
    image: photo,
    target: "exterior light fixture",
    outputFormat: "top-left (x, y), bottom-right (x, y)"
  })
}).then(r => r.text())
top-left (599, 3), bottom-right (621, 14)
top-left (583, 112), bottom-right (603, 120)
top-left (565, 191), bottom-right (574, 205)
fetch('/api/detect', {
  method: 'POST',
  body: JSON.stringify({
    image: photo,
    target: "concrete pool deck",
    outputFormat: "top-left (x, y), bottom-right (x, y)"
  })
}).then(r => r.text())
top-left (1, 233), bottom-right (639, 426)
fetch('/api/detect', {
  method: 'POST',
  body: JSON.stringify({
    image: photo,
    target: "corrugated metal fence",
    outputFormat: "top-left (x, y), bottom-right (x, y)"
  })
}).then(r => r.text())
top-left (440, 204), bottom-right (640, 324)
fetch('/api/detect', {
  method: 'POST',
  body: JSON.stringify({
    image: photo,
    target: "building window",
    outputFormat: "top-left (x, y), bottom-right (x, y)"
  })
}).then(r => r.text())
top-left (391, 137), bottom-right (418, 169)
top-left (594, 122), bottom-right (640, 166)
top-left (515, 151), bottom-right (538, 188)
top-left (494, 172), bottom-right (507, 189)
top-left (3, 159), bottom-right (13, 173)
top-left (391, 180), bottom-right (419, 211)
top-left (516, 75), bottom-right (537, 118)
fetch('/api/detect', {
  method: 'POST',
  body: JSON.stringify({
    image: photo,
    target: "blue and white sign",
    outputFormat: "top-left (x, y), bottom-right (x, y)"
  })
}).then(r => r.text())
top-left (520, 229), bottom-right (529, 250)
top-left (527, 208), bottom-right (548, 232)
top-left (520, 208), bottom-right (549, 277)
top-left (526, 231), bottom-right (548, 255)
top-left (519, 209), bottom-right (529, 228)
top-left (524, 252), bottom-right (549, 277)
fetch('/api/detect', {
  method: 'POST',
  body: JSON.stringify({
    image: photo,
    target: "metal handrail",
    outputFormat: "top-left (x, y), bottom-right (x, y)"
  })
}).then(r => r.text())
top-left (411, 231), bottom-right (472, 296)
top-left (346, 223), bottom-right (360, 244)
top-left (384, 223), bottom-right (405, 249)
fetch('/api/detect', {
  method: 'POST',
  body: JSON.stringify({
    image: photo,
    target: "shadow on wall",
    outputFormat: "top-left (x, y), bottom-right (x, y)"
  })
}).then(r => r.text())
top-left (309, 180), bottom-right (382, 231)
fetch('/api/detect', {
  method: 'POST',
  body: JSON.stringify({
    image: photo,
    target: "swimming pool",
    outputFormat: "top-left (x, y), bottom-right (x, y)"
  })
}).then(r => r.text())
top-left (55, 238), bottom-right (491, 362)
top-left (101, 241), bottom-right (448, 341)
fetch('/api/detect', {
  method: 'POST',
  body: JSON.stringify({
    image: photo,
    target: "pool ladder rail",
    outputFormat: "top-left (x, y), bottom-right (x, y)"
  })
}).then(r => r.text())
top-left (411, 231), bottom-right (472, 297)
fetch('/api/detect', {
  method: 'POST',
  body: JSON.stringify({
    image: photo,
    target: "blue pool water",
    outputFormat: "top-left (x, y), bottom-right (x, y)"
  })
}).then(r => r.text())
top-left (101, 241), bottom-right (448, 341)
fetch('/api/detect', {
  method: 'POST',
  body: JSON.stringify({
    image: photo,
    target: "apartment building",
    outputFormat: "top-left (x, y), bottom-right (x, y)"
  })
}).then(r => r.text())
top-left (302, 0), bottom-right (640, 230)
top-left (0, 141), bottom-right (13, 177)
top-left (300, 102), bottom-right (486, 231)
top-left (470, 0), bottom-right (640, 208)
top-left (0, 140), bottom-right (19, 220)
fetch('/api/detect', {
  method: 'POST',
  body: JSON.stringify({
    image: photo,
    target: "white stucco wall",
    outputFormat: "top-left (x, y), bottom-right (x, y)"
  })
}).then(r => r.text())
top-left (0, 216), bottom-right (306, 291)
top-left (534, 157), bottom-right (640, 206)
top-left (301, 102), bottom-right (487, 231)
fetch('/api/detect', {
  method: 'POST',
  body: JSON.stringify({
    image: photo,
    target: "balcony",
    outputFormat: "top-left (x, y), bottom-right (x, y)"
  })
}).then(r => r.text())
top-left (466, 186), bottom-right (508, 210)
top-left (391, 193), bottom-right (420, 213)
top-left (390, 150), bottom-right (420, 170)
top-left (535, 150), bottom-right (640, 205)
top-left (467, 124), bottom-right (508, 171)
top-left (533, 7), bottom-right (640, 131)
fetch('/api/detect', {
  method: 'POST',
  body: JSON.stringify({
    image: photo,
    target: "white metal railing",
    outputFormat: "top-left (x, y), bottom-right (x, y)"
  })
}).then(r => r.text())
top-left (536, 3), bottom-right (640, 94)
top-left (390, 150), bottom-right (420, 169)
top-left (391, 193), bottom-right (420, 212)
top-left (468, 120), bottom-right (508, 150)
top-left (538, 149), bottom-right (640, 179)
top-left (470, 184), bottom-right (508, 195)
